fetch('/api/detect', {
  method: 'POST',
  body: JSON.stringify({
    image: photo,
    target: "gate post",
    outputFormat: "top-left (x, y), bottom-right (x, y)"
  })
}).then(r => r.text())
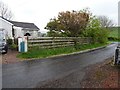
top-left (18, 37), bottom-right (28, 52)
top-left (18, 37), bottom-right (22, 52)
top-left (114, 48), bottom-right (119, 65)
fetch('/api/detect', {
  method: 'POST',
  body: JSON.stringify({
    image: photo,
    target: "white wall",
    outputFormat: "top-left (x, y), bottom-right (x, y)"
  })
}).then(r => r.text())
top-left (0, 17), bottom-right (13, 39)
top-left (12, 27), bottom-right (39, 38)
top-left (32, 31), bottom-right (38, 38)
top-left (22, 29), bottom-right (38, 38)
top-left (13, 27), bottom-right (38, 38)
top-left (13, 26), bottom-right (24, 38)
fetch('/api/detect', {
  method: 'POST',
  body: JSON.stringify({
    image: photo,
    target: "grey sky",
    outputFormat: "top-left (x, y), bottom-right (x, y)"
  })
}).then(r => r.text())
top-left (1, 0), bottom-right (119, 33)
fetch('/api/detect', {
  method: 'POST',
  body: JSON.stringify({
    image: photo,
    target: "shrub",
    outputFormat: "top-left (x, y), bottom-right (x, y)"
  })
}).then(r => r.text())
top-left (14, 38), bottom-right (18, 45)
top-left (10, 44), bottom-right (18, 50)
top-left (108, 37), bottom-right (120, 41)
top-left (97, 28), bottom-right (109, 43)
top-left (83, 17), bottom-right (109, 44)
top-left (7, 38), bottom-right (13, 45)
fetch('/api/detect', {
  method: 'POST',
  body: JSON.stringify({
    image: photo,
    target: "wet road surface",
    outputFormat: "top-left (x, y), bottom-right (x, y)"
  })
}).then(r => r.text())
top-left (2, 44), bottom-right (117, 88)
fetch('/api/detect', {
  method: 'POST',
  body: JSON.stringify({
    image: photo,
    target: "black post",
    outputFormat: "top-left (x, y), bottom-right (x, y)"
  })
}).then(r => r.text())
top-left (114, 48), bottom-right (119, 65)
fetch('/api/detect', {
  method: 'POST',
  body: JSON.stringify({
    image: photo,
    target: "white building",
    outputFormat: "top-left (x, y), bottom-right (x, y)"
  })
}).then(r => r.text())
top-left (0, 16), bottom-right (40, 39)
top-left (0, 17), bottom-right (13, 39)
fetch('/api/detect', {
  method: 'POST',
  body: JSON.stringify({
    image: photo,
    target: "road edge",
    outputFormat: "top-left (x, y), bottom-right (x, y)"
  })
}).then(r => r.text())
top-left (22, 43), bottom-right (113, 61)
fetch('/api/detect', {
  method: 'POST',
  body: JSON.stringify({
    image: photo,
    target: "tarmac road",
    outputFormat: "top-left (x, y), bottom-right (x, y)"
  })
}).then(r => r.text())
top-left (2, 44), bottom-right (117, 88)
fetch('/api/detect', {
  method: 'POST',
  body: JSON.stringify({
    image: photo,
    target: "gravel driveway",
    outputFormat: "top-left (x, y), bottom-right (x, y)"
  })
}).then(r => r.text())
top-left (80, 57), bottom-right (119, 88)
top-left (2, 50), bottom-right (20, 64)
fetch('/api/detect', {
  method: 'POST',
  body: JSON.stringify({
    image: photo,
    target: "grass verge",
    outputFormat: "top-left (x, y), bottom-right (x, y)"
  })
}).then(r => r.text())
top-left (17, 43), bottom-right (108, 59)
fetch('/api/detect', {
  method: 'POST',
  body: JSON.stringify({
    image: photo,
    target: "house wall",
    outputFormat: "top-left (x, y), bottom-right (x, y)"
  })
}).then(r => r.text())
top-left (13, 27), bottom-right (38, 38)
top-left (22, 29), bottom-right (38, 38)
top-left (32, 31), bottom-right (38, 38)
top-left (13, 26), bottom-right (24, 38)
top-left (0, 17), bottom-right (13, 39)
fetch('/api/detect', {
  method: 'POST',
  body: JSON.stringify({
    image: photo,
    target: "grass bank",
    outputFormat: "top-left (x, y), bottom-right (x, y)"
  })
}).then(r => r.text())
top-left (17, 43), bottom-right (108, 59)
top-left (108, 27), bottom-right (118, 38)
top-left (108, 27), bottom-right (120, 41)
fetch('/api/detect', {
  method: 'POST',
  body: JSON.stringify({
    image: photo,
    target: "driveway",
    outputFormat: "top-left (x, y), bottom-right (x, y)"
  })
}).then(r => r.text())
top-left (2, 50), bottom-right (20, 64)
top-left (2, 44), bottom-right (117, 88)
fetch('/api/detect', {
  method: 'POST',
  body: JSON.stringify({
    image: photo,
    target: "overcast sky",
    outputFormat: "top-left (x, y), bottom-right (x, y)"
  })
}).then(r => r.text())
top-left (1, 0), bottom-right (119, 33)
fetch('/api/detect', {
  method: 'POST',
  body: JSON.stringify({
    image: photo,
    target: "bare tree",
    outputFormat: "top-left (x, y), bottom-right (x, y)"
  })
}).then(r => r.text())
top-left (98, 15), bottom-right (114, 28)
top-left (0, 1), bottom-right (13, 20)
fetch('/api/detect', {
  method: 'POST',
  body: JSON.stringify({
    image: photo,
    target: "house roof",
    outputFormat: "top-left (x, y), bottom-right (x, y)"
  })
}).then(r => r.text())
top-left (0, 16), bottom-right (39, 30)
top-left (0, 16), bottom-right (13, 26)
top-left (9, 21), bottom-right (40, 30)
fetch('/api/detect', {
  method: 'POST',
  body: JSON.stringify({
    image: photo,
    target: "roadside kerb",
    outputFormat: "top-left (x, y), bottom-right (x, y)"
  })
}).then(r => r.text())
top-left (48, 44), bottom-right (109, 58)
top-left (23, 44), bottom-right (112, 61)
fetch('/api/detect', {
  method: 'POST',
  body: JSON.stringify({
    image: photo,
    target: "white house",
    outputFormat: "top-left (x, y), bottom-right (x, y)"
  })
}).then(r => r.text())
top-left (0, 16), bottom-right (40, 39)
top-left (0, 17), bottom-right (13, 39)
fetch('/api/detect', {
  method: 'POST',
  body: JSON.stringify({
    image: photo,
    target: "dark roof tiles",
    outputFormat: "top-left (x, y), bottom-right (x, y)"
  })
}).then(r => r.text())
top-left (9, 21), bottom-right (39, 30)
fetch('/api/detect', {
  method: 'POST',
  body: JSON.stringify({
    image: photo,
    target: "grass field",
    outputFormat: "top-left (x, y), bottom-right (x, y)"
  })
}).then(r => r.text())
top-left (108, 27), bottom-right (119, 38)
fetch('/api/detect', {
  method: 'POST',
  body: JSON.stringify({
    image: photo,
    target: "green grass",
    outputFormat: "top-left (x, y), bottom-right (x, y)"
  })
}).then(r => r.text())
top-left (108, 27), bottom-right (119, 38)
top-left (17, 43), bottom-right (108, 59)
top-left (109, 29), bottom-right (118, 38)
top-left (108, 27), bottom-right (120, 41)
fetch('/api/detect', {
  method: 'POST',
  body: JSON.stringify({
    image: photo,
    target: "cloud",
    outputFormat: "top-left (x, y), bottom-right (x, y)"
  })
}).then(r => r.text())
top-left (2, 0), bottom-right (119, 32)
